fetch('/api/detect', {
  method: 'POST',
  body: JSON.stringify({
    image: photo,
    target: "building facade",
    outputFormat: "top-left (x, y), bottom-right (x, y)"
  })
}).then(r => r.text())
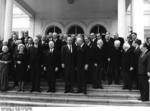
top-left (0, 0), bottom-right (150, 42)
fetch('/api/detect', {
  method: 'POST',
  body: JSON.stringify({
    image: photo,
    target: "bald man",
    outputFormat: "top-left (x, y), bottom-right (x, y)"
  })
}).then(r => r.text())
top-left (43, 41), bottom-right (59, 92)
top-left (112, 40), bottom-right (122, 84)
top-left (92, 39), bottom-right (104, 89)
top-left (28, 37), bottom-right (42, 92)
top-left (121, 42), bottom-right (134, 90)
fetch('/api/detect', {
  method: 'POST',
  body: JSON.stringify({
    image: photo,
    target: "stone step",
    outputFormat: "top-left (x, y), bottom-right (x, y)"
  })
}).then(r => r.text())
top-left (0, 91), bottom-right (139, 100)
top-left (0, 93), bottom-right (149, 106)
top-left (8, 86), bottom-right (139, 95)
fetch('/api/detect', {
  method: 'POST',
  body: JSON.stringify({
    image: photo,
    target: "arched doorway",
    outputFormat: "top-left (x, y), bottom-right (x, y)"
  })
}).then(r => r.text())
top-left (67, 25), bottom-right (84, 35)
top-left (90, 24), bottom-right (107, 34)
top-left (45, 25), bottom-right (62, 35)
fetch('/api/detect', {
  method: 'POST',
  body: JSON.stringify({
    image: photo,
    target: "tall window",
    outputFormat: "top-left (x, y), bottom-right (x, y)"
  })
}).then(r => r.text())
top-left (90, 24), bottom-right (107, 34)
top-left (45, 26), bottom-right (62, 35)
top-left (67, 25), bottom-right (84, 35)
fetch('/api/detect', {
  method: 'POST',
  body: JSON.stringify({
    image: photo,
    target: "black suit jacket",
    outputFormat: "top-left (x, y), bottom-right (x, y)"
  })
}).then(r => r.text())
top-left (61, 45), bottom-right (76, 67)
top-left (44, 49), bottom-right (59, 68)
top-left (27, 46), bottom-right (42, 66)
top-left (138, 51), bottom-right (150, 75)
top-left (76, 44), bottom-right (88, 68)
top-left (92, 46), bottom-right (105, 66)
top-left (121, 48), bottom-right (134, 71)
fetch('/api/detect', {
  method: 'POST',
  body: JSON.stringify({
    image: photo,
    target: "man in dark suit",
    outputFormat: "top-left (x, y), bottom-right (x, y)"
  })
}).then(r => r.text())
top-left (92, 39), bottom-right (104, 89)
top-left (84, 36), bottom-right (94, 84)
top-left (113, 33), bottom-right (124, 51)
top-left (132, 39), bottom-right (142, 89)
top-left (121, 42), bottom-right (134, 90)
top-left (44, 41), bottom-right (59, 92)
top-left (103, 32), bottom-right (114, 84)
top-left (53, 32), bottom-right (62, 79)
top-left (76, 37), bottom-right (88, 94)
top-left (138, 43), bottom-right (150, 101)
top-left (27, 37), bottom-right (42, 92)
top-left (90, 33), bottom-right (97, 47)
top-left (61, 37), bottom-right (76, 93)
top-left (112, 40), bottom-right (122, 84)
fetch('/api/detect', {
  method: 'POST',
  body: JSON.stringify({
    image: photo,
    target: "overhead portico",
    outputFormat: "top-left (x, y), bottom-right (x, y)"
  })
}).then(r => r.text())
top-left (0, 0), bottom-right (150, 42)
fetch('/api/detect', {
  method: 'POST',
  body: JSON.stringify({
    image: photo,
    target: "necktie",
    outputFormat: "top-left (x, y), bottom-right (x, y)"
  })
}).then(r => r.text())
top-left (70, 45), bottom-right (72, 53)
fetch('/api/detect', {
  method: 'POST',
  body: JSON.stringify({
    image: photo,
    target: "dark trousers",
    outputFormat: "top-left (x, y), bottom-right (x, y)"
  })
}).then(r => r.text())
top-left (31, 65), bottom-right (41, 91)
top-left (47, 67), bottom-right (56, 91)
top-left (138, 75), bottom-right (149, 101)
top-left (64, 66), bottom-right (74, 92)
top-left (106, 61), bottom-right (113, 84)
top-left (86, 64), bottom-right (94, 84)
top-left (132, 69), bottom-right (139, 89)
top-left (92, 65), bottom-right (103, 88)
top-left (112, 65), bottom-right (120, 84)
top-left (122, 70), bottom-right (132, 89)
top-left (77, 67), bottom-right (86, 93)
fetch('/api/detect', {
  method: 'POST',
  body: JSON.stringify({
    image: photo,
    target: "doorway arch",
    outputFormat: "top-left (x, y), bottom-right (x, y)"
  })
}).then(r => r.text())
top-left (67, 24), bottom-right (85, 35)
top-left (45, 25), bottom-right (62, 35)
top-left (90, 24), bottom-right (107, 34)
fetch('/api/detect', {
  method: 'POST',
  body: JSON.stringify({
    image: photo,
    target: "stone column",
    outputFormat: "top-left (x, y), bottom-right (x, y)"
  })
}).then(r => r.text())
top-left (118, 0), bottom-right (126, 38)
top-left (3, 0), bottom-right (14, 42)
top-left (0, 0), bottom-right (6, 40)
top-left (131, 0), bottom-right (144, 42)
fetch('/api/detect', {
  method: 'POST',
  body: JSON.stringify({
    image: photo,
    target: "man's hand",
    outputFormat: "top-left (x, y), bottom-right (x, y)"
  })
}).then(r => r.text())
top-left (94, 63), bottom-right (98, 67)
top-left (84, 64), bottom-right (88, 70)
top-left (62, 64), bottom-right (65, 68)
top-left (107, 58), bottom-right (111, 62)
top-left (130, 67), bottom-right (134, 71)
top-left (27, 65), bottom-right (30, 69)
top-left (17, 61), bottom-right (21, 64)
top-left (55, 67), bottom-right (59, 72)
top-left (147, 72), bottom-right (150, 77)
top-left (44, 66), bottom-right (47, 71)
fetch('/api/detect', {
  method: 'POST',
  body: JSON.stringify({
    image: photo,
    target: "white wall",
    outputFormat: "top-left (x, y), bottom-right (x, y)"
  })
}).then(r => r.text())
top-left (33, 14), bottom-right (118, 37)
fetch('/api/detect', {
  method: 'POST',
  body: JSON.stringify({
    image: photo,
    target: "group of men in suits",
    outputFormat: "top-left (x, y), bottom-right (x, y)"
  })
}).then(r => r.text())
top-left (1, 31), bottom-right (150, 101)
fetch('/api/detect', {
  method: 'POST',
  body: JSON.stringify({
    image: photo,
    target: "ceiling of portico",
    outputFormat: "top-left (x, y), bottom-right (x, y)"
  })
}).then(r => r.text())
top-left (16, 0), bottom-right (131, 19)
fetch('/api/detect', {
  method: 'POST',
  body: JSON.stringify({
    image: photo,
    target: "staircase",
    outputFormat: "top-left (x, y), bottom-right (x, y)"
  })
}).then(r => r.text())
top-left (0, 80), bottom-right (150, 107)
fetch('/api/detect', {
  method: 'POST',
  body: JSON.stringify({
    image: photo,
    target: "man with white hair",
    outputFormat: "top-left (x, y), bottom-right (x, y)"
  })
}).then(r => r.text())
top-left (84, 36), bottom-right (94, 84)
top-left (43, 41), bottom-right (59, 92)
top-left (28, 37), bottom-right (42, 92)
top-left (92, 39), bottom-right (104, 89)
top-left (121, 42), bottom-right (134, 90)
top-left (113, 32), bottom-right (124, 50)
top-left (76, 37), bottom-right (88, 94)
top-left (112, 40), bottom-right (122, 84)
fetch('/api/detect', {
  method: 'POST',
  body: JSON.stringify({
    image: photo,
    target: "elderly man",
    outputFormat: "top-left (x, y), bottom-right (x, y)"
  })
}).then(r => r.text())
top-left (121, 42), bottom-right (134, 90)
top-left (113, 33), bottom-right (124, 50)
top-left (28, 37), bottom-right (42, 92)
top-left (76, 37), bottom-right (88, 94)
top-left (61, 37), bottom-right (76, 93)
top-left (112, 40), bottom-right (122, 84)
top-left (92, 39), bottom-right (104, 89)
top-left (138, 43), bottom-right (150, 101)
top-left (132, 39), bottom-right (142, 89)
top-left (44, 41), bottom-right (59, 92)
